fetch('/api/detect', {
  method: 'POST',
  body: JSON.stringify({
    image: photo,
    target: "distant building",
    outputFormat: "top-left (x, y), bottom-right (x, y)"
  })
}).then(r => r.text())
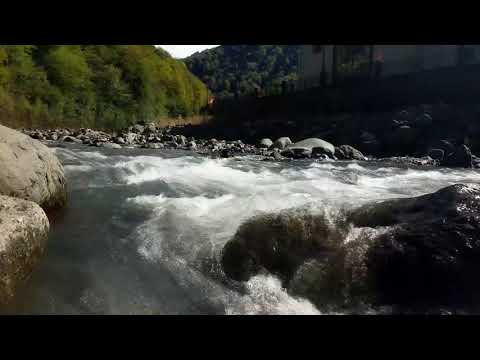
top-left (298, 45), bottom-right (480, 90)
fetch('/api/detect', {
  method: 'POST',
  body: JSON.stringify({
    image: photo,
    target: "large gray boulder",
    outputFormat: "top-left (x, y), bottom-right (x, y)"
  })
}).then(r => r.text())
top-left (271, 137), bottom-right (292, 150)
top-left (259, 138), bottom-right (273, 149)
top-left (0, 195), bottom-right (50, 306)
top-left (287, 138), bottom-right (335, 158)
top-left (0, 125), bottom-right (66, 211)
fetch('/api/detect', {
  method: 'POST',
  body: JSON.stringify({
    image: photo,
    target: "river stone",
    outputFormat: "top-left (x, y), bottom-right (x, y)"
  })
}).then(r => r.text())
top-left (259, 138), bottom-right (273, 149)
top-left (132, 124), bottom-right (145, 134)
top-left (271, 137), bottom-right (292, 150)
top-left (0, 124), bottom-right (67, 211)
top-left (101, 142), bottom-right (122, 149)
top-left (62, 135), bottom-right (82, 144)
top-left (125, 133), bottom-right (137, 144)
top-left (221, 208), bottom-right (346, 283)
top-left (0, 195), bottom-right (50, 306)
top-left (288, 138), bottom-right (335, 158)
top-left (335, 145), bottom-right (366, 161)
top-left (176, 135), bottom-right (187, 146)
top-left (281, 147), bottom-right (312, 159)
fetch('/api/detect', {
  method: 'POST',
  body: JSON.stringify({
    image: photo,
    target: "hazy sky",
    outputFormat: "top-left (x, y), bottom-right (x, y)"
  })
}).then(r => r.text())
top-left (157, 45), bottom-right (219, 59)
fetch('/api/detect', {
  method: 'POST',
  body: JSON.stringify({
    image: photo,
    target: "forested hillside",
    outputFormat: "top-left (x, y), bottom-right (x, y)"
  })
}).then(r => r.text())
top-left (0, 45), bottom-right (208, 130)
top-left (185, 45), bottom-right (300, 98)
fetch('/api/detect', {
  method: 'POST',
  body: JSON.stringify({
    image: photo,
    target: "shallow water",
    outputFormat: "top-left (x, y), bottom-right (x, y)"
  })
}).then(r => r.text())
top-left (7, 144), bottom-right (480, 315)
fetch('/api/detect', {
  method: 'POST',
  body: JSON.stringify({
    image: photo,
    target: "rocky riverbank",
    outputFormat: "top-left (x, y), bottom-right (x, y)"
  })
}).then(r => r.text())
top-left (22, 120), bottom-right (480, 169)
top-left (0, 124), bottom-right (66, 307)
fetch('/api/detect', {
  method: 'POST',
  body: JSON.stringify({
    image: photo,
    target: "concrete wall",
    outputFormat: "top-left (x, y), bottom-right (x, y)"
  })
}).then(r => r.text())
top-left (298, 45), bottom-right (323, 89)
top-left (376, 45), bottom-right (419, 76)
top-left (299, 45), bottom-right (480, 89)
top-left (420, 45), bottom-right (458, 70)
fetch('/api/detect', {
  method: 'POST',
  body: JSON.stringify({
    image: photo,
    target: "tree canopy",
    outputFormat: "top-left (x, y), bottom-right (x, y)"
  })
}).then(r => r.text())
top-left (0, 45), bottom-right (208, 130)
top-left (184, 45), bottom-right (300, 98)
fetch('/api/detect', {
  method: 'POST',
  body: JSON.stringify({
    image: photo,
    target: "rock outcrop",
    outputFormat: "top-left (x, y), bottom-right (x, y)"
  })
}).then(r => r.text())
top-left (0, 125), bottom-right (67, 211)
top-left (0, 195), bottom-right (50, 306)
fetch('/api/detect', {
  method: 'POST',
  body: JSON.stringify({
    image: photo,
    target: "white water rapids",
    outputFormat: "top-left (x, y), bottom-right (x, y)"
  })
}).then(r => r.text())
top-left (8, 145), bottom-right (480, 315)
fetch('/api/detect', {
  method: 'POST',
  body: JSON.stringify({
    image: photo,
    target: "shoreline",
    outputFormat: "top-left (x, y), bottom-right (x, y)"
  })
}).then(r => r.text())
top-left (21, 124), bottom-right (480, 169)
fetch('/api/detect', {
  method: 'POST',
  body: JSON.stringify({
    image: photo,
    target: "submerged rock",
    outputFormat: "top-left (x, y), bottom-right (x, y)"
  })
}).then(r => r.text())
top-left (0, 125), bottom-right (67, 211)
top-left (0, 195), bottom-right (50, 306)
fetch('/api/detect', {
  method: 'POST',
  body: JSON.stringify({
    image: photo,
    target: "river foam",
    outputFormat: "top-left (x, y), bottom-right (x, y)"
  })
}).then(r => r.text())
top-left (19, 146), bottom-right (480, 315)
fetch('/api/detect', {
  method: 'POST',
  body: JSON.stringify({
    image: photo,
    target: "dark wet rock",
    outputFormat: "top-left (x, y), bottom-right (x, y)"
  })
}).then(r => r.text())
top-left (427, 148), bottom-right (445, 161)
top-left (0, 195), bottom-right (50, 306)
top-left (0, 125), bottom-right (67, 211)
top-left (312, 147), bottom-right (335, 159)
top-left (221, 148), bottom-right (234, 158)
top-left (346, 184), bottom-right (480, 307)
top-left (271, 137), bottom-right (292, 150)
top-left (281, 147), bottom-right (311, 159)
top-left (223, 184), bottom-right (480, 311)
top-left (221, 208), bottom-right (346, 283)
top-left (442, 145), bottom-right (473, 168)
top-left (335, 145), bottom-right (366, 161)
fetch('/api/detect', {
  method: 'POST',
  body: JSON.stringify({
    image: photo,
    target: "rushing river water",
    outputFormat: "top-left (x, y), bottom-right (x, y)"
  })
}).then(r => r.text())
top-left (6, 144), bottom-right (480, 315)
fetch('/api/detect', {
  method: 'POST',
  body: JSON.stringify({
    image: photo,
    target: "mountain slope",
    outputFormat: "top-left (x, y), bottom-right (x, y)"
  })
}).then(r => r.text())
top-left (0, 45), bottom-right (208, 130)
top-left (184, 45), bottom-right (300, 98)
